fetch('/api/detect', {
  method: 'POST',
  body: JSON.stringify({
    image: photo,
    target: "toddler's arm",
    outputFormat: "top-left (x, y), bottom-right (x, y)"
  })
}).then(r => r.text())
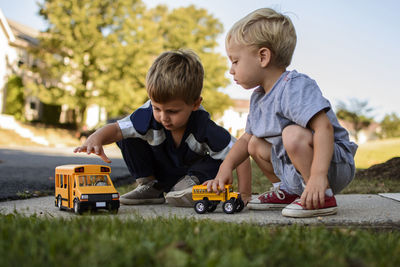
top-left (74, 122), bottom-right (123, 163)
top-left (235, 157), bottom-right (252, 204)
top-left (301, 111), bottom-right (334, 209)
top-left (205, 133), bottom-right (252, 200)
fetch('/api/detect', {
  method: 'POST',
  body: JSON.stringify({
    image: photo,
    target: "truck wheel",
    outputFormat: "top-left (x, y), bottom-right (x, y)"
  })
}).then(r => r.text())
top-left (222, 199), bottom-right (236, 214)
top-left (73, 199), bottom-right (82, 215)
top-left (207, 202), bottom-right (218, 213)
top-left (194, 200), bottom-right (207, 214)
top-left (235, 198), bottom-right (245, 212)
top-left (57, 196), bottom-right (62, 210)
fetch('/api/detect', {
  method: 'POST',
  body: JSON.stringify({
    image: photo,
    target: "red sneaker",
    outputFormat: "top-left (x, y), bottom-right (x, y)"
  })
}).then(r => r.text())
top-left (282, 195), bottom-right (338, 218)
top-left (248, 186), bottom-right (299, 210)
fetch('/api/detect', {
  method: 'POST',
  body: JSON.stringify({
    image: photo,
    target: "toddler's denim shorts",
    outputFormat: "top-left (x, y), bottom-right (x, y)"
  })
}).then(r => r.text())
top-left (271, 142), bottom-right (356, 196)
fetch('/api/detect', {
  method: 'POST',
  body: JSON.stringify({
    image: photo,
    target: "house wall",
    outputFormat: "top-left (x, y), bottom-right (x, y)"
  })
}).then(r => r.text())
top-left (216, 99), bottom-right (249, 138)
top-left (0, 9), bottom-right (18, 113)
top-left (86, 104), bottom-right (107, 129)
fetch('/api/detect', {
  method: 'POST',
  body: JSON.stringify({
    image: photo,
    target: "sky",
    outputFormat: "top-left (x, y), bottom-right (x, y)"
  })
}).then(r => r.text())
top-left (1, 0), bottom-right (400, 120)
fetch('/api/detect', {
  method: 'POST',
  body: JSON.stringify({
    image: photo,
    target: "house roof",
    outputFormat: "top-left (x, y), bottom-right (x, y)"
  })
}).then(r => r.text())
top-left (6, 18), bottom-right (40, 47)
top-left (0, 8), bottom-right (15, 42)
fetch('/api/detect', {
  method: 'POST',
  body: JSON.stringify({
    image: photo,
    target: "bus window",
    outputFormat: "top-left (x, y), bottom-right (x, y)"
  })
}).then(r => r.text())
top-left (94, 175), bottom-right (109, 186)
top-left (78, 175), bottom-right (86, 186)
top-left (77, 175), bottom-right (109, 186)
top-left (60, 174), bottom-right (64, 188)
top-left (63, 175), bottom-right (68, 188)
top-left (87, 175), bottom-right (109, 186)
top-left (88, 175), bottom-right (95, 186)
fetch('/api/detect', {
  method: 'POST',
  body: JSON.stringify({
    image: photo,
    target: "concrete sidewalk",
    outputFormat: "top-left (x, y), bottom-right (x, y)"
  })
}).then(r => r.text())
top-left (1, 194), bottom-right (399, 228)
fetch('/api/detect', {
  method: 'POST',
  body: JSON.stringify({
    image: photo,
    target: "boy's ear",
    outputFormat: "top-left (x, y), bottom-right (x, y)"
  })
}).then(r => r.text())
top-left (192, 97), bottom-right (202, 110)
top-left (259, 47), bottom-right (271, 67)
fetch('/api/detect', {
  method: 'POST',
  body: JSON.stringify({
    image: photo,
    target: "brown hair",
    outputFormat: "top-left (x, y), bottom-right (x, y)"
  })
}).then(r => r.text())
top-left (146, 49), bottom-right (204, 104)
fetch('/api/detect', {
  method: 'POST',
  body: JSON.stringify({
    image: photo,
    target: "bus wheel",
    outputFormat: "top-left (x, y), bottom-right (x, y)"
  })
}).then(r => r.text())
top-left (222, 199), bottom-right (236, 214)
top-left (207, 201), bottom-right (218, 213)
top-left (73, 199), bottom-right (82, 215)
top-left (194, 200), bottom-right (207, 214)
top-left (110, 208), bottom-right (119, 214)
top-left (57, 196), bottom-right (62, 210)
top-left (108, 203), bottom-right (118, 214)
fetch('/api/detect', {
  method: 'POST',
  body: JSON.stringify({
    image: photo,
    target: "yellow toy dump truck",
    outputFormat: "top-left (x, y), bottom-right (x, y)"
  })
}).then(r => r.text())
top-left (192, 184), bottom-right (244, 214)
top-left (55, 164), bottom-right (120, 214)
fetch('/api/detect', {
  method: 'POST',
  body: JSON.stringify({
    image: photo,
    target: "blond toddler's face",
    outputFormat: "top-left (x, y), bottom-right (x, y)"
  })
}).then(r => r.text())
top-left (226, 40), bottom-right (265, 90)
top-left (151, 98), bottom-right (200, 133)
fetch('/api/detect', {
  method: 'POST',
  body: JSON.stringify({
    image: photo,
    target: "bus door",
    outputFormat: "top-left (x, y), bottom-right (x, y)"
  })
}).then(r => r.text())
top-left (67, 175), bottom-right (72, 208)
top-left (72, 174), bottom-right (77, 203)
top-left (58, 174), bottom-right (69, 207)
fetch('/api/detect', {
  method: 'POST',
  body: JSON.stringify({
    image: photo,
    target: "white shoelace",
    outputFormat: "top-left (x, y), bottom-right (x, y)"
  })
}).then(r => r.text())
top-left (262, 186), bottom-right (285, 200)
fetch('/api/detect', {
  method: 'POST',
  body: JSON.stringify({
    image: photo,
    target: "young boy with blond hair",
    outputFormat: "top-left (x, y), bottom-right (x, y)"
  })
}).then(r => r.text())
top-left (206, 8), bottom-right (357, 217)
top-left (74, 49), bottom-right (251, 206)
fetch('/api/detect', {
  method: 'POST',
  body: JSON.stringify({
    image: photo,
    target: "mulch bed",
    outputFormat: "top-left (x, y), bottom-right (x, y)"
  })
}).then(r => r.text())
top-left (355, 157), bottom-right (400, 180)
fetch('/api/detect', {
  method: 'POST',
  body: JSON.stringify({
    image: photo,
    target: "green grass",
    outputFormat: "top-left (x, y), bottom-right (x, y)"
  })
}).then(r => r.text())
top-left (1, 213), bottom-right (399, 267)
top-left (341, 178), bottom-right (400, 194)
top-left (2, 137), bottom-right (400, 266)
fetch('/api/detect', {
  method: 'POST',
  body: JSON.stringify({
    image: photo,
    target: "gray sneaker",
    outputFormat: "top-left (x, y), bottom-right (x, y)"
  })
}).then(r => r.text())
top-left (165, 175), bottom-right (200, 207)
top-left (120, 177), bottom-right (165, 205)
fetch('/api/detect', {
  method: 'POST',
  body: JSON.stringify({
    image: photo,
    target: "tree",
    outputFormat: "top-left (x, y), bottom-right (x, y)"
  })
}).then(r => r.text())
top-left (4, 75), bottom-right (25, 120)
top-left (335, 98), bottom-right (374, 142)
top-left (30, 0), bottom-right (231, 128)
top-left (153, 5), bottom-right (232, 117)
top-left (380, 113), bottom-right (400, 138)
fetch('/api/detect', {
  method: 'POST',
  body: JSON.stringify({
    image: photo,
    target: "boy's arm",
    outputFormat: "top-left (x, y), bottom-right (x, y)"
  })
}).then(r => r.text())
top-left (235, 157), bottom-right (252, 203)
top-left (206, 133), bottom-right (252, 193)
top-left (301, 111), bottom-right (334, 209)
top-left (74, 122), bottom-right (123, 163)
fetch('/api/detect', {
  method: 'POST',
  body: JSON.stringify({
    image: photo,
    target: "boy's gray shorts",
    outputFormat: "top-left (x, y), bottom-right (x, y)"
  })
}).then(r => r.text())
top-left (271, 143), bottom-right (356, 196)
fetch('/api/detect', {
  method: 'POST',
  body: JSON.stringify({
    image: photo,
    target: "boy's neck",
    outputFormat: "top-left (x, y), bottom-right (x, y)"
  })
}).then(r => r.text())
top-left (170, 126), bottom-right (186, 148)
top-left (261, 67), bottom-right (286, 94)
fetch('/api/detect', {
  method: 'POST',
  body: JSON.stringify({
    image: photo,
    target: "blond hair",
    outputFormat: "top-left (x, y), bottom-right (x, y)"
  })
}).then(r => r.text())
top-left (146, 49), bottom-right (204, 104)
top-left (227, 8), bottom-right (296, 68)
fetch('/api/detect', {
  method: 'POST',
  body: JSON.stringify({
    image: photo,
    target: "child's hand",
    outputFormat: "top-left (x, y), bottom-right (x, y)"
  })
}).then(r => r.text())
top-left (203, 179), bottom-right (227, 194)
top-left (203, 179), bottom-right (221, 193)
top-left (300, 175), bottom-right (329, 209)
top-left (73, 136), bottom-right (111, 163)
top-left (205, 165), bottom-right (233, 194)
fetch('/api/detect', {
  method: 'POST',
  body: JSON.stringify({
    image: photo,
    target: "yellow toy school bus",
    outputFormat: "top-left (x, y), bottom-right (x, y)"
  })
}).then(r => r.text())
top-left (55, 164), bottom-right (120, 214)
top-left (192, 184), bottom-right (244, 214)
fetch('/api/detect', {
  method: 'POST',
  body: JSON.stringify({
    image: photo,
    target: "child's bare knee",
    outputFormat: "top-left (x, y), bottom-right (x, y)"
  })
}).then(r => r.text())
top-left (248, 136), bottom-right (257, 156)
top-left (282, 125), bottom-right (312, 155)
top-left (248, 136), bottom-right (270, 160)
top-left (248, 136), bottom-right (261, 156)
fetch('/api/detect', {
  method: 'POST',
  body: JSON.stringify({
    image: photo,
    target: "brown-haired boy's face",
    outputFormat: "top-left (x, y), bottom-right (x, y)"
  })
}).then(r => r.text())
top-left (151, 98), bottom-right (201, 134)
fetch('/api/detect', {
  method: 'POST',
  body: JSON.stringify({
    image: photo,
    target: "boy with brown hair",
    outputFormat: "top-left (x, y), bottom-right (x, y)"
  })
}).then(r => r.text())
top-left (74, 49), bottom-right (251, 206)
top-left (206, 8), bottom-right (357, 217)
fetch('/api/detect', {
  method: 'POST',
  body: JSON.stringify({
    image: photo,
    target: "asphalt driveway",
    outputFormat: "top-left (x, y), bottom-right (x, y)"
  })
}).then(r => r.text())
top-left (0, 146), bottom-right (132, 200)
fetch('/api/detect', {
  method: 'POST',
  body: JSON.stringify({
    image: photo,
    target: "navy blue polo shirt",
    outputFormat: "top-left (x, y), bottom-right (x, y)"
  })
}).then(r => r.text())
top-left (117, 100), bottom-right (235, 184)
